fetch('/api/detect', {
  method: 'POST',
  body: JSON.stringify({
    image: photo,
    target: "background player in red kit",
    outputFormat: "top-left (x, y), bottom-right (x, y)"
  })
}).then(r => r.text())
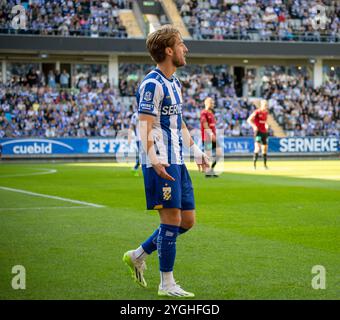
top-left (247, 99), bottom-right (270, 169)
top-left (200, 97), bottom-right (222, 177)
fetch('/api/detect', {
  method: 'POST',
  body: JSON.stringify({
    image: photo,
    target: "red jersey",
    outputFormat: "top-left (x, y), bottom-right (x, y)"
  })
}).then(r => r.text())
top-left (253, 109), bottom-right (268, 133)
top-left (200, 109), bottom-right (216, 142)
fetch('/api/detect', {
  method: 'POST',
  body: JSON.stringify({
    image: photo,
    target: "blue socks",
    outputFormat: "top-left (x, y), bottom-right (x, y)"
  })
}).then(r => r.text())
top-left (141, 228), bottom-right (159, 254)
top-left (141, 226), bottom-right (189, 254)
top-left (157, 224), bottom-right (179, 272)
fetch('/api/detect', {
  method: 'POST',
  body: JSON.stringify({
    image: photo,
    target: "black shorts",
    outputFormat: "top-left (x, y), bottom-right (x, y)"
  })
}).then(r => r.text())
top-left (255, 132), bottom-right (268, 145)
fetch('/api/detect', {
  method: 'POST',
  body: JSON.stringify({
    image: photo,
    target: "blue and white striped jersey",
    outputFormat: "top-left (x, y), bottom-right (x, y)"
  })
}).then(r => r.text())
top-left (136, 68), bottom-right (184, 168)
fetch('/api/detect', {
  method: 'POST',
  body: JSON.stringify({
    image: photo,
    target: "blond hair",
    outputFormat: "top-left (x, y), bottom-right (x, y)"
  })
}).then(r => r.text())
top-left (254, 99), bottom-right (267, 109)
top-left (146, 25), bottom-right (181, 63)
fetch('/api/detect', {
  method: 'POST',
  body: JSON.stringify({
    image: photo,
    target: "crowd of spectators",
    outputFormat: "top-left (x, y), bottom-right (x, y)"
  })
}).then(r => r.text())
top-left (0, 0), bottom-right (130, 38)
top-left (0, 83), bottom-right (134, 138)
top-left (10, 68), bottom-right (71, 88)
top-left (1, 0), bottom-right (339, 42)
top-left (176, 0), bottom-right (340, 42)
top-left (262, 69), bottom-right (339, 137)
top-left (0, 64), bottom-right (339, 139)
top-left (9, 66), bottom-right (111, 91)
top-left (119, 64), bottom-right (154, 97)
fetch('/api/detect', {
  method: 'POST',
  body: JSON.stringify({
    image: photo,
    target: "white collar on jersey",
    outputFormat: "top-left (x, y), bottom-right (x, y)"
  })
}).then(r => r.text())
top-left (154, 68), bottom-right (174, 82)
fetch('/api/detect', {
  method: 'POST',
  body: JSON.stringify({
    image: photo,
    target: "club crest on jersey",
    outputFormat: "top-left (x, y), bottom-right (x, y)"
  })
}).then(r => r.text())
top-left (162, 184), bottom-right (172, 201)
top-left (143, 91), bottom-right (153, 102)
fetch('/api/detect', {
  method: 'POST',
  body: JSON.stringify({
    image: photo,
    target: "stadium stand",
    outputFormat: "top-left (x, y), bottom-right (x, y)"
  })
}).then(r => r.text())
top-left (0, 0), bottom-right (130, 38)
top-left (175, 0), bottom-right (340, 42)
top-left (0, 83), bottom-right (134, 138)
top-left (263, 73), bottom-right (339, 137)
top-left (144, 13), bottom-right (162, 34)
top-left (1, 63), bottom-right (338, 138)
top-left (119, 9), bottom-right (144, 38)
top-left (161, 0), bottom-right (191, 39)
top-left (0, 1), bottom-right (339, 142)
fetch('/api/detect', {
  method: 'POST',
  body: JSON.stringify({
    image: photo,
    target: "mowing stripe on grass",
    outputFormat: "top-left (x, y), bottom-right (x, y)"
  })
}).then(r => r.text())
top-left (0, 186), bottom-right (105, 208)
top-left (0, 206), bottom-right (91, 211)
top-left (0, 168), bottom-right (57, 178)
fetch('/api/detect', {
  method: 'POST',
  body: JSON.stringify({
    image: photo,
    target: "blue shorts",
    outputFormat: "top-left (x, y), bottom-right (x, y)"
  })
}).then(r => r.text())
top-left (142, 164), bottom-right (195, 210)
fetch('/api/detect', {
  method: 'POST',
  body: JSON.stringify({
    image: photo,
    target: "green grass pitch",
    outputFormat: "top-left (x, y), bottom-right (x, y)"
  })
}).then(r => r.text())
top-left (0, 160), bottom-right (339, 300)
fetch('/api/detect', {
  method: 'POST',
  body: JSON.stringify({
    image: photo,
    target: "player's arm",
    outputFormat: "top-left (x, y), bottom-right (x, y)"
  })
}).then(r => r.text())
top-left (127, 121), bottom-right (135, 145)
top-left (182, 120), bottom-right (210, 172)
top-left (139, 113), bottom-right (175, 181)
top-left (265, 116), bottom-right (270, 132)
top-left (247, 111), bottom-right (258, 133)
top-left (138, 81), bottom-right (175, 181)
top-left (265, 122), bottom-right (269, 131)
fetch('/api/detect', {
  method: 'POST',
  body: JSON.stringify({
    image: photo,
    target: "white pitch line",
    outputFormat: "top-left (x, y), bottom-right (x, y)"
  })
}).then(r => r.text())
top-left (0, 169), bottom-right (57, 178)
top-left (0, 186), bottom-right (105, 208)
top-left (0, 206), bottom-right (91, 211)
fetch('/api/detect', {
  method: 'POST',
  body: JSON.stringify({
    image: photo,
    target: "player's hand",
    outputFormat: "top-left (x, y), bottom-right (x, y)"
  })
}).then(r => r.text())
top-left (190, 144), bottom-right (210, 173)
top-left (152, 163), bottom-right (175, 181)
top-left (196, 152), bottom-right (210, 173)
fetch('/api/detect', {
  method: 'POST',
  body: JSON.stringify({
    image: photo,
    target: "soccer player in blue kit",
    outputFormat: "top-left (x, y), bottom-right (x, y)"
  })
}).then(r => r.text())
top-left (123, 25), bottom-right (209, 298)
